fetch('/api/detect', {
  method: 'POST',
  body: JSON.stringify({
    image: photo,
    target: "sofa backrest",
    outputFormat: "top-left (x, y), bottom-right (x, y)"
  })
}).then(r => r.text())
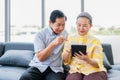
top-left (102, 43), bottom-right (114, 65)
top-left (3, 42), bottom-right (34, 53)
top-left (1, 42), bottom-right (114, 65)
top-left (0, 42), bottom-right (34, 67)
top-left (0, 42), bottom-right (5, 57)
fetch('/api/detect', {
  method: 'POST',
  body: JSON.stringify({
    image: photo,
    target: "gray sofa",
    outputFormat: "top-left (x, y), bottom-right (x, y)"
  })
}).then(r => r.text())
top-left (0, 42), bottom-right (120, 80)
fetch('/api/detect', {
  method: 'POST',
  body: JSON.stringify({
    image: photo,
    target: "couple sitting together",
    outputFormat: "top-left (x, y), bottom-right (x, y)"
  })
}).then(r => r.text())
top-left (20, 10), bottom-right (107, 80)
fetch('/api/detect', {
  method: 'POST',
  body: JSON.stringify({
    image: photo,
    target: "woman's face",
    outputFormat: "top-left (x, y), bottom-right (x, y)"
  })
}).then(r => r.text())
top-left (49, 17), bottom-right (66, 34)
top-left (76, 17), bottom-right (92, 36)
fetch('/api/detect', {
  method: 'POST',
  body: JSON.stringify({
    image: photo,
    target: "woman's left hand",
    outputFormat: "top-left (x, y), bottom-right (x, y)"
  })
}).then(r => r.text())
top-left (74, 51), bottom-right (99, 68)
top-left (74, 51), bottom-right (90, 62)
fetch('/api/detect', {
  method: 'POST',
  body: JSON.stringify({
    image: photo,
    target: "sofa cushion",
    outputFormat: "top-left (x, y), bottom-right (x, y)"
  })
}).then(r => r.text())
top-left (111, 65), bottom-right (120, 70)
top-left (0, 50), bottom-right (34, 67)
top-left (0, 66), bottom-right (26, 80)
top-left (103, 52), bottom-right (112, 70)
top-left (107, 69), bottom-right (120, 79)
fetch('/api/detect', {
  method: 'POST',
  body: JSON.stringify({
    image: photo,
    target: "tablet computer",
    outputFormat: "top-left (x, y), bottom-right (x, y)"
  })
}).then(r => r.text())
top-left (71, 44), bottom-right (87, 56)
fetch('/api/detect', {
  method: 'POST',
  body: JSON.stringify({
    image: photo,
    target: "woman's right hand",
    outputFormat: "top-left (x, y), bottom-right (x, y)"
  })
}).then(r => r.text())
top-left (63, 50), bottom-right (71, 63)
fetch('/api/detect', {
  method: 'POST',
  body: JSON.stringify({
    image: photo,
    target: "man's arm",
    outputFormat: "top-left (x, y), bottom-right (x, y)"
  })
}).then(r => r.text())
top-left (37, 36), bottom-right (66, 61)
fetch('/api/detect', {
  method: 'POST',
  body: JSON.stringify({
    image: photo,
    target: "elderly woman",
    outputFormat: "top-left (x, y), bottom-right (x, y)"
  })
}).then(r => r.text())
top-left (62, 12), bottom-right (107, 80)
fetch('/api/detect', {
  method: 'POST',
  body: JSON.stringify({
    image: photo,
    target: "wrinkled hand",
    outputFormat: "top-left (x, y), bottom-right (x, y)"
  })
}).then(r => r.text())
top-left (65, 50), bottom-right (71, 58)
top-left (74, 51), bottom-right (90, 62)
top-left (63, 50), bottom-right (71, 63)
top-left (51, 36), bottom-right (66, 46)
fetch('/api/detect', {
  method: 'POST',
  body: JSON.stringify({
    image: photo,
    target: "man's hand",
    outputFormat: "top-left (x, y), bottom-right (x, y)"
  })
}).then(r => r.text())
top-left (51, 36), bottom-right (66, 46)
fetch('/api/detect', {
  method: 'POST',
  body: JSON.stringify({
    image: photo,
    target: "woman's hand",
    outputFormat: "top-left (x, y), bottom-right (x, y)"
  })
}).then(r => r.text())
top-left (74, 51), bottom-right (99, 68)
top-left (63, 50), bottom-right (71, 64)
top-left (74, 51), bottom-right (90, 62)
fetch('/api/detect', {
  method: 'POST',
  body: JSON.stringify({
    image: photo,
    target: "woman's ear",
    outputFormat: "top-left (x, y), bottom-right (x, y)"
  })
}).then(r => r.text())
top-left (90, 24), bottom-right (93, 28)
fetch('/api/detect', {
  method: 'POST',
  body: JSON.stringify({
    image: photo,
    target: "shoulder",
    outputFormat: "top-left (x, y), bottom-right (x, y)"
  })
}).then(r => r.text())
top-left (88, 34), bottom-right (102, 44)
top-left (34, 28), bottom-right (48, 41)
top-left (36, 27), bottom-right (49, 36)
top-left (40, 27), bottom-right (49, 33)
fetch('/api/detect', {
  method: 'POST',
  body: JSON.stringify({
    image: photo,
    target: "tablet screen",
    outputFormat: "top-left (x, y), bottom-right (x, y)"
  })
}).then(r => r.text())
top-left (71, 45), bottom-right (86, 56)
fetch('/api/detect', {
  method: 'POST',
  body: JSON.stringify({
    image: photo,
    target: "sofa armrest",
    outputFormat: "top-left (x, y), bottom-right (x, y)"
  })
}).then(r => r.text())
top-left (102, 43), bottom-right (114, 65)
top-left (0, 42), bottom-right (4, 57)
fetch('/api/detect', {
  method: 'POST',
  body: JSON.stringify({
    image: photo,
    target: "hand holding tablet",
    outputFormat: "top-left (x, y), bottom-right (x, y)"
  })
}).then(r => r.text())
top-left (71, 45), bottom-right (87, 56)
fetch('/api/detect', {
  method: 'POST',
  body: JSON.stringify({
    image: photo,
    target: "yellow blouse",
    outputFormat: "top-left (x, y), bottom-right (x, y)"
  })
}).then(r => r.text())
top-left (62, 33), bottom-right (106, 75)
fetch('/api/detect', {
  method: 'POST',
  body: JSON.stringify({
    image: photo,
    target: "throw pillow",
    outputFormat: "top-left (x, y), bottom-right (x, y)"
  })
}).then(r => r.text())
top-left (0, 50), bottom-right (34, 67)
top-left (103, 52), bottom-right (112, 69)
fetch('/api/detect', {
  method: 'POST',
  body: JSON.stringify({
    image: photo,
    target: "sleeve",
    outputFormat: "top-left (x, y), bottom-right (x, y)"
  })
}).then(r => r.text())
top-left (34, 32), bottom-right (46, 53)
top-left (62, 36), bottom-right (72, 65)
top-left (91, 39), bottom-right (104, 69)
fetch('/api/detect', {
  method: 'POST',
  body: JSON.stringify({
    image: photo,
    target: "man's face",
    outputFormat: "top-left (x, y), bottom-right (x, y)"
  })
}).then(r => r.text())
top-left (49, 17), bottom-right (66, 34)
top-left (76, 17), bottom-right (92, 36)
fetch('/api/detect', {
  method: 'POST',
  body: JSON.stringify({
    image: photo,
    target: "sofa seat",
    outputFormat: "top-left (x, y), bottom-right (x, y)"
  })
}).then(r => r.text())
top-left (107, 65), bottom-right (120, 80)
top-left (108, 70), bottom-right (120, 80)
top-left (0, 65), bottom-right (26, 80)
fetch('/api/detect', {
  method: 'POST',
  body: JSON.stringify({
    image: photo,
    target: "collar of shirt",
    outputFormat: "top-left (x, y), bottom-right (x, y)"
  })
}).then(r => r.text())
top-left (76, 33), bottom-right (90, 38)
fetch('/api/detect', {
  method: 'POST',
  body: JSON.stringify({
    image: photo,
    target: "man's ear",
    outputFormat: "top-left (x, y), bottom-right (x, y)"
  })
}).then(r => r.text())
top-left (49, 20), bottom-right (53, 26)
top-left (49, 20), bottom-right (52, 24)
